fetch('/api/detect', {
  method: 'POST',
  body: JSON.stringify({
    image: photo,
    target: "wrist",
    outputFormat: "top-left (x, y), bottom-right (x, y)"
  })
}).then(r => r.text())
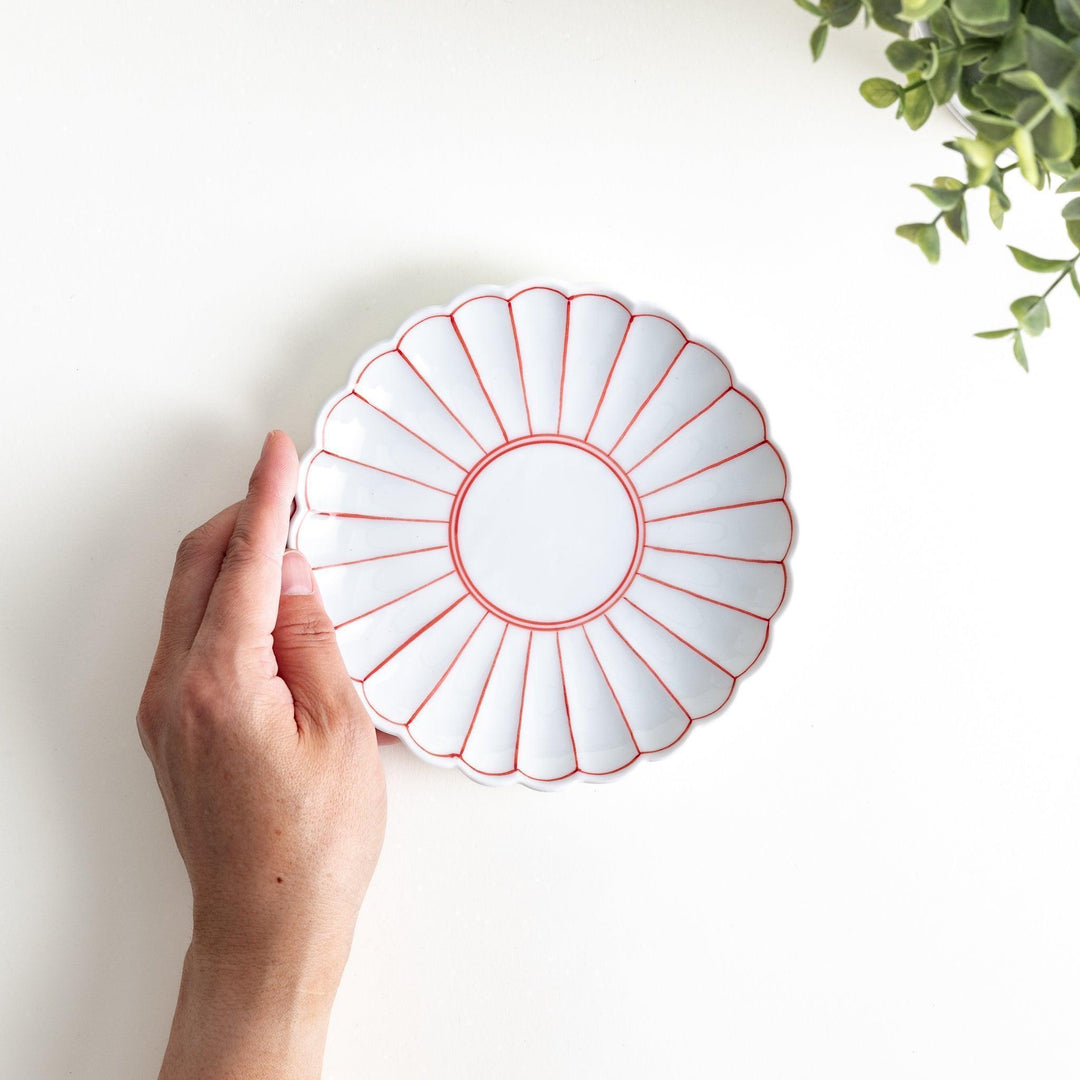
top-left (158, 941), bottom-right (341, 1080)
top-left (189, 891), bottom-right (356, 999)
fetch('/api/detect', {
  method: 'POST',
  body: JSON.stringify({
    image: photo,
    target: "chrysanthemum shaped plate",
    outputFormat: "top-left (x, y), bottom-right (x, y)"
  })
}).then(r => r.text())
top-left (290, 282), bottom-right (792, 789)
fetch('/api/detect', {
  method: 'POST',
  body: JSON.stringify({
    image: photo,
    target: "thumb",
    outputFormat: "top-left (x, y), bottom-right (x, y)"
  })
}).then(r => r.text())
top-left (273, 550), bottom-right (357, 731)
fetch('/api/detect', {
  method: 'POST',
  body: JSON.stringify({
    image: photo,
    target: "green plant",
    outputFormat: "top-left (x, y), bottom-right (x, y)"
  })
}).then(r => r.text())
top-left (795, 0), bottom-right (1080, 368)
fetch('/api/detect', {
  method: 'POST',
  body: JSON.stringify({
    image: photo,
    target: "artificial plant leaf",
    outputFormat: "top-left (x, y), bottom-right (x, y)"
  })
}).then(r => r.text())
top-left (966, 110), bottom-right (1020, 141)
top-left (826, 0), bottom-right (863, 27)
top-left (952, 0), bottom-right (1021, 35)
top-left (971, 77), bottom-right (1039, 115)
top-left (979, 18), bottom-right (1028, 72)
top-left (886, 38), bottom-right (931, 71)
top-left (860, 77), bottom-right (903, 106)
top-left (912, 182), bottom-right (965, 208)
top-left (896, 221), bottom-right (941, 262)
top-left (929, 47), bottom-right (962, 102)
top-left (1023, 23), bottom-right (1080, 110)
top-left (904, 80), bottom-right (934, 128)
top-left (929, 8), bottom-right (959, 40)
top-left (954, 136), bottom-right (999, 184)
top-left (1010, 295), bottom-right (1050, 334)
top-left (900, 0), bottom-right (947, 20)
top-left (1070, 265), bottom-right (1080, 296)
top-left (944, 199), bottom-right (969, 241)
top-left (1028, 0), bottom-right (1072, 34)
top-left (1068, 218), bottom-right (1080, 245)
top-left (1057, 171), bottom-right (1080, 191)
top-left (1002, 67), bottom-right (1073, 114)
top-left (987, 165), bottom-right (1011, 199)
top-left (924, 40), bottom-right (942, 78)
top-left (933, 175), bottom-right (966, 189)
top-left (1032, 107), bottom-right (1078, 160)
top-left (974, 328), bottom-right (1016, 337)
top-left (810, 21), bottom-right (828, 60)
top-left (1062, 196), bottom-right (1080, 218)
top-left (868, 0), bottom-right (910, 34)
top-left (1013, 331), bottom-right (1029, 370)
top-left (959, 41), bottom-right (996, 64)
top-left (1013, 126), bottom-right (1041, 184)
top-left (793, 0), bottom-right (826, 14)
top-left (1008, 245), bottom-right (1072, 270)
top-left (989, 187), bottom-right (1008, 226)
top-left (1054, 0), bottom-right (1080, 33)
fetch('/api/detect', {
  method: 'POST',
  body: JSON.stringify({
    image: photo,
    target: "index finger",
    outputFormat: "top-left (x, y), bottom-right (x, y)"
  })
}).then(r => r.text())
top-left (193, 430), bottom-right (299, 656)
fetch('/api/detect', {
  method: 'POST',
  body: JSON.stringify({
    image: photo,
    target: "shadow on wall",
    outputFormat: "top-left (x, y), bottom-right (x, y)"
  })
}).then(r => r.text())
top-left (6, 259), bottom-right (523, 1078)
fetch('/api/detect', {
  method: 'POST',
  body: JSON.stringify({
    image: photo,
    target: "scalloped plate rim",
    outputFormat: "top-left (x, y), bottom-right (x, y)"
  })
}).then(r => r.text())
top-left (289, 278), bottom-right (797, 791)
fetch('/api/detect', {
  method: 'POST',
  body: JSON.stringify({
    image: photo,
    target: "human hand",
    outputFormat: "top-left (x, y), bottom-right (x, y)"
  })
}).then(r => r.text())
top-left (137, 430), bottom-right (386, 1080)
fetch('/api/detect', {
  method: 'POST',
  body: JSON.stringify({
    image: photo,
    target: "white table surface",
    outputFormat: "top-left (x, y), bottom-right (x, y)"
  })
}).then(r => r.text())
top-left (3, 2), bottom-right (1079, 1076)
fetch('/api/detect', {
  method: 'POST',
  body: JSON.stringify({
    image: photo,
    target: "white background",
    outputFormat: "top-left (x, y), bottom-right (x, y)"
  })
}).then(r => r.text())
top-left (2, 2), bottom-right (1079, 1077)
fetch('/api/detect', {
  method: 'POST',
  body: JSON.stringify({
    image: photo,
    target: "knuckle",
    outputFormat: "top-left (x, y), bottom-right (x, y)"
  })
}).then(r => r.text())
top-left (173, 529), bottom-right (208, 572)
top-left (221, 522), bottom-right (274, 575)
top-left (277, 604), bottom-right (337, 644)
top-left (135, 698), bottom-right (154, 744)
top-left (136, 672), bottom-right (166, 740)
top-left (222, 523), bottom-right (255, 564)
top-left (177, 666), bottom-right (222, 724)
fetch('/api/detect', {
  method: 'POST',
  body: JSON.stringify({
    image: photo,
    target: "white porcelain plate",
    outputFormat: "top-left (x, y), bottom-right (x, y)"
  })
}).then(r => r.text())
top-left (291, 282), bottom-right (793, 789)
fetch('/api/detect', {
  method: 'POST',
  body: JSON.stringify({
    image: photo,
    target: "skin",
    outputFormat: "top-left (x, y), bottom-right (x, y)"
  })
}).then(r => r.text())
top-left (137, 430), bottom-right (386, 1079)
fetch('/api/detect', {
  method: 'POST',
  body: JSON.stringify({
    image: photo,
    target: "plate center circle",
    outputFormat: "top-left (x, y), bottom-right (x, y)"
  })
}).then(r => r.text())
top-left (451, 437), bottom-right (643, 629)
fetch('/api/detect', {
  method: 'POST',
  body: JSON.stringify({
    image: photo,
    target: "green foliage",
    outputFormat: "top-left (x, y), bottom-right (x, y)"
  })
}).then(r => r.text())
top-left (897, 221), bottom-right (942, 260)
top-left (1008, 245), bottom-right (1072, 270)
top-left (794, 0), bottom-right (1080, 367)
top-left (1013, 330), bottom-right (1030, 369)
top-left (1010, 294), bottom-right (1051, 333)
top-left (1055, 0), bottom-right (1080, 34)
top-left (861, 76), bottom-right (904, 103)
top-left (912, 181), bottom-right (965, 207)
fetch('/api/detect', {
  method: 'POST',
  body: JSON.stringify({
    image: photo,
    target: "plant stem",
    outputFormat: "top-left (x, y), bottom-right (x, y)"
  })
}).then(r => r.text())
top-left (1041, 254), bottom-right (1080, 301)
top-left (929, 162), bottom-right (1021, 225)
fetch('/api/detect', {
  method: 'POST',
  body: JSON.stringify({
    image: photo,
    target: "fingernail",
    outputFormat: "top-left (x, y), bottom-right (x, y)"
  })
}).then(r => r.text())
top-left (281, 550), bottom-right (314, 595)
top-left (262, 430), bottom-right (277, 454)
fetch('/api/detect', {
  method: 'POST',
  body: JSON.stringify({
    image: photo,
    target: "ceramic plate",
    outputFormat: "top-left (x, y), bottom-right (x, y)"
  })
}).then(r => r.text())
top-left (290, 282), bottom-right (792, 789)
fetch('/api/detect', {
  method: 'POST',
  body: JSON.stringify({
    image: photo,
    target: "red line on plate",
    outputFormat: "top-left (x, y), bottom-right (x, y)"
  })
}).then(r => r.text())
top-left (637, 441), bottom-right (767, 498)
top-left (635, 572), bottom-right (768, 622)
top-left (313, 450), bottom-right (457, 496)
top-left (353, 392), bottom-right (469, 473)
top-left (311, 545), bottom-right (448, 571)
top-left (607, 340), bottom-right (688, 456)
top-left (581, 624), bottom-right (642, 754)
top-left (395, 347), bottom-right (487, 454)
top-left (555, 297), bottom-right (571, 434)
top-left (333, 570), bottom-right (459, 629)
top-left (451, 313), bottom-right (509, 442)
top-left (603, 614), bottom-right (692, 721)
top-left (512, 632), bottom-right (533, 772)
top-left (625, 387), bottom-right (732, 475)
top-left (446, 434), bottom-right (645, 631)
top-left (623, 597), bottom-right (736, 680)
top-left (583, 316), bottom-right (633, 443)
top-left (563, 290), bottom-right (632, 316)
top-left (644, 543), bottom-right (783, 566)
top-left (406, 613), bottom-right (489, 727)
top-left (459, 622), bottom-right (510, 758)
top-left (645, 497), bottom-right (782, 524)
top-left (310, 511), bottom-right (448, 524)
top-left (507, 301), bottom-right (534, 435)
top-left (360, 593), bottom-right (470, 682)
top-left (302, 288), bottom-right (791, 783)
top-left (554, 632), bottom-right (579, 773)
